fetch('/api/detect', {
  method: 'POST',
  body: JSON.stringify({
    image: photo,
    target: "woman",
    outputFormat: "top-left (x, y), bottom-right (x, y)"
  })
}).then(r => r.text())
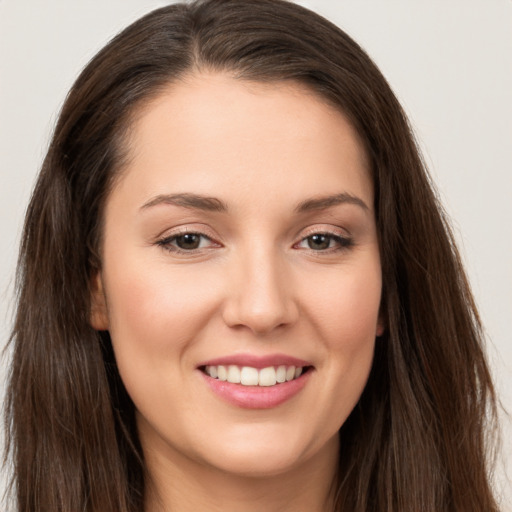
top-left (4, 0), bottom-right (500, 510)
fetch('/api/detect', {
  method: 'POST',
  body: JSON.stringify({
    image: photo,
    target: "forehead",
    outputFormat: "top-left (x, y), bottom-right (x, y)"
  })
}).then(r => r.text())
top-left (114, 72), bottom-right (373, 211)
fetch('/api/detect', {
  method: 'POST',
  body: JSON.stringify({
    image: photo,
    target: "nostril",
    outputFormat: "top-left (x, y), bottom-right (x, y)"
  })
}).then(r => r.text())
top-left (220, 257), bottom-right (300, 335)
top-left (222, 297), bottom-right (299, 335)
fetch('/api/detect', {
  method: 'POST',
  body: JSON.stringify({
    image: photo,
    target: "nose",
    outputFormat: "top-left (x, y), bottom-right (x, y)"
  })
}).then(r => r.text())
top-left (221, 248), bottom-right (299, 336)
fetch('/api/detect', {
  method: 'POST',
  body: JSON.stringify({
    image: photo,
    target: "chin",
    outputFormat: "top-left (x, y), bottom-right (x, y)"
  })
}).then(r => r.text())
top-left (206, 447), bottom-right (308, 478)
top-left (194, 424), bottom-right (336, 479)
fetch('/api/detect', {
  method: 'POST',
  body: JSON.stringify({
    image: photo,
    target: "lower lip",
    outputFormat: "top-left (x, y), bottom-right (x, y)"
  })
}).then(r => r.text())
top-left (199, 370), bottom-right (312, 409)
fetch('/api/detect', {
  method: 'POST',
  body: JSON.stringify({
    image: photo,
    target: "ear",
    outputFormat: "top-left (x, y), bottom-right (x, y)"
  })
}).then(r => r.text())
top-left (90, 271), bottom-right (109, 331)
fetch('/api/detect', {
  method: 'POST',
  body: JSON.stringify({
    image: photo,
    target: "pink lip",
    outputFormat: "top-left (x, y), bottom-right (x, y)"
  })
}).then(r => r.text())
top-left (199, 370), bottom-right (312, 409)
top-left (197, 353), bottom-right (312, 369)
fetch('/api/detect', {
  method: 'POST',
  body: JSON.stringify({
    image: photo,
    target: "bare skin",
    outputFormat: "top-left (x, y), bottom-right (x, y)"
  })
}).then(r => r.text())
top-left (91, 73), bottom-right (383, 512)
top-left (143, 424), bottom-right (339, 512)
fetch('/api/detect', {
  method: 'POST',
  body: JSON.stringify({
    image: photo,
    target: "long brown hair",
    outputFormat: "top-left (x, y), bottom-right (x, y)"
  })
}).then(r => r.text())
top-left (4, 1), bottom-right (499, 510)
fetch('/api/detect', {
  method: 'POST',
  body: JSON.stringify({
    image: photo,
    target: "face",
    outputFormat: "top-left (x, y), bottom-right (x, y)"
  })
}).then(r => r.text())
top-left (91, 73), bottom-right (383, 479)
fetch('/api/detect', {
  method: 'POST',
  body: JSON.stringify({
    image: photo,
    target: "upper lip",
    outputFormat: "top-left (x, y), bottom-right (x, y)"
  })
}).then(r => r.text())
top-left (197, 353), bottom-right (312, 369)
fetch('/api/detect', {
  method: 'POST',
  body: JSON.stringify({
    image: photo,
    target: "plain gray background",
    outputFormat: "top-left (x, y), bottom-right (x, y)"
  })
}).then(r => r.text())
top-left (1, 0), bottom-right (511, 508)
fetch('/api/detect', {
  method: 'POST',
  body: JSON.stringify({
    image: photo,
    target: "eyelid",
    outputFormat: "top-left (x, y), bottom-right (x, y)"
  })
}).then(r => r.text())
top-left (154, 223), bottom-right (353, 255)
top-left (155, 223), bottom-right (218, 241)
top-left (298, 224), bottom-right (350, 239)
top-left (293, 224), bottom-right (353, 252)
top-left (155, 225), bottom-right (222, 254)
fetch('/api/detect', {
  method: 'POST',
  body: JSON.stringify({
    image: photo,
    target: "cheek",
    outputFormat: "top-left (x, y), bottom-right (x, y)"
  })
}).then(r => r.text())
top-left (305, 262), bottom-right (382, 345)
top-left (102, 256), bottom-right (224, 371)
top-left (299, 260), bottom-right (381, 414)
top-left (101, 259), bottom-right (227, 427)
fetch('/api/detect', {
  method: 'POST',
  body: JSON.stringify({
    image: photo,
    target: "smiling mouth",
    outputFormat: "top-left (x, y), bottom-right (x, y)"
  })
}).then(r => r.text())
top-left (200, 365), bottom-right (312, 387)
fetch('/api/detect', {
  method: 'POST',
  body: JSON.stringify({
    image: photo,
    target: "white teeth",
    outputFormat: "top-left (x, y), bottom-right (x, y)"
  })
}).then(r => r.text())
top-left (207, 365), bottom-right (218, 378)
top-left (276, 365), bottom-right (287, 383)
top-left (204, 364), bottom-right (307, 386)
top-left (259, 367), bottom-right (277, 386)
top-left (217, 365), bottom-right (227, 381)
top-left (240, 366), bottom-right (259, 386)
top-left (227, 365), bottom-right (241, 384)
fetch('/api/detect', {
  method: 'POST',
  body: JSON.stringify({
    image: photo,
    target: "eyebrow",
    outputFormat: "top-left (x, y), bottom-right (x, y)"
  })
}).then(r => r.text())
top-left (294, 193), bottom-right (370, 213)
top-left (140, 193), bottom-right (228, 212)
top-left (140, 191), bottom-right (369, 214)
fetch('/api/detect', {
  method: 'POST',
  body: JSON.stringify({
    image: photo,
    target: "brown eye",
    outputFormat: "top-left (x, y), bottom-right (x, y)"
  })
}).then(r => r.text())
top-left (157, 232), bottom-right (216, 253)
top-left (307, 234), bottom-right (332, 250)
top-left (295, 232), bottom-right (353, 252)
top-left (174, 233), bottom-right (202, 250)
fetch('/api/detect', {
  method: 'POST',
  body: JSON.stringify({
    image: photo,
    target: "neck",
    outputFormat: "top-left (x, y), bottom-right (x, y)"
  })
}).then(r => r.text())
top-left (143, 434), bottom-right (339, 512)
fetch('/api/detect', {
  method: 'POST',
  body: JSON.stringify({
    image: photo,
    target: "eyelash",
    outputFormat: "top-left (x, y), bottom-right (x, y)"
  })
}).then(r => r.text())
top-left (294, 232), bottom-right (353, 253)
top-left (156, 231), bottom-right (219, 255)
top-left (155, 229), bottom-right (353, 255)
